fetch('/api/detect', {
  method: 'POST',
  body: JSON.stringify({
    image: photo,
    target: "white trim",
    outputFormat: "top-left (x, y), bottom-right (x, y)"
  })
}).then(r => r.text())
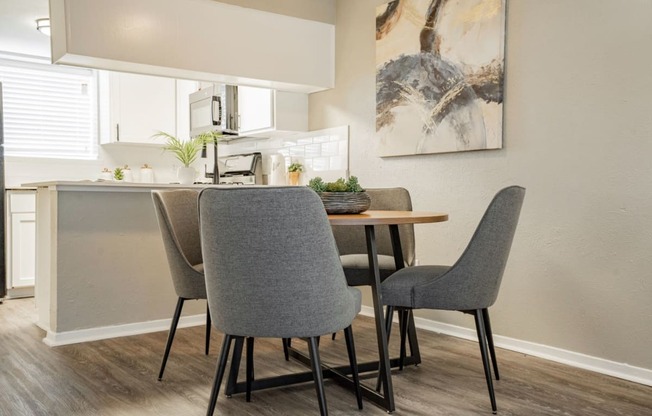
top-left (43, 314), bottom-right (207, 347)
top-left (359, 306), bottom-right (652, 387)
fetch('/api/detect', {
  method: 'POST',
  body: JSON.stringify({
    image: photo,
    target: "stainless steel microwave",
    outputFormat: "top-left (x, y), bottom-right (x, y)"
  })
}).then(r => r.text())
top-left (189, 86), bottom-right (222, 137)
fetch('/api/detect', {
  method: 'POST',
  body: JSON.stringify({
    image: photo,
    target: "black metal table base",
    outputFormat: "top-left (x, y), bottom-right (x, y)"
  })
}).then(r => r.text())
top-left (224, 312), bottom-right (421, 412)
top-left (224, 344), bottom-right (421, 411)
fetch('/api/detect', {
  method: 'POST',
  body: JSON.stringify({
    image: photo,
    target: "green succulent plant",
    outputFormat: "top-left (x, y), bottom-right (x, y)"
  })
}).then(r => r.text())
top-left (113, 167), bottom-right (124, 181)
top-left (308, 176), bottom-right (364, 193)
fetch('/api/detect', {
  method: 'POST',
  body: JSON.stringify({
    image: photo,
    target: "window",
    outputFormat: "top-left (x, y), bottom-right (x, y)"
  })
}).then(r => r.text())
top-left (0, 54), bottom-right (98, 159)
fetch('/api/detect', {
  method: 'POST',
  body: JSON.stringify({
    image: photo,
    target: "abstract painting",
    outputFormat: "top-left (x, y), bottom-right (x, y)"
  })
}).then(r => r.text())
top-left (376, 0), bottom-right (505, 156)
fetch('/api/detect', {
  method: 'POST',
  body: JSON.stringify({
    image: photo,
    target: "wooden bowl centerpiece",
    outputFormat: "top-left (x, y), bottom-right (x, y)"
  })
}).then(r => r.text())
top-left (308, 176), bottom-right (371, 214)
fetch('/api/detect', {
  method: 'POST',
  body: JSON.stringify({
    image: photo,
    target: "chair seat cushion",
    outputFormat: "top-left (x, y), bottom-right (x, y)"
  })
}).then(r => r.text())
top-left (381, 265), bottom-right (450, 308)
top-left (341, 254), bottom-right (407, 286)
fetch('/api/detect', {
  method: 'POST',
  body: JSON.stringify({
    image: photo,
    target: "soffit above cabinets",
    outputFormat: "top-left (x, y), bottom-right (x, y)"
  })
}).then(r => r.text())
top-left (49, 0), bottom-right (334, 93)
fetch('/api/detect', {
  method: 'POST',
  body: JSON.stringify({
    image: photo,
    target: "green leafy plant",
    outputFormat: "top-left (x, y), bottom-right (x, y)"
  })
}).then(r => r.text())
top-left (288, 162), bottom-right (304, 173)
top-left (153, 131), bottom-right (221, 167)
top-left (308, 176), bottom-right (364, 193)
top-left (113, 167), bottom-right (124, 181)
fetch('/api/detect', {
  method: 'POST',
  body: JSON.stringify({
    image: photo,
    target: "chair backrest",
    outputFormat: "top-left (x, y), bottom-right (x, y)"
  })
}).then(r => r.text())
top-left (331, 187), bottom-right (416, 265)
top-left (429, 186), bottom-right (525, 310)
top-left (152, 190), bottom-right (205, 299)
top-left (198, 187), bottom-right (359, 338)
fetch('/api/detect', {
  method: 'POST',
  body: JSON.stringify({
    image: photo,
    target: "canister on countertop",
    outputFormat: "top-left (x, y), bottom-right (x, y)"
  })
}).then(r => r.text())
top-left (122, 165), bottom-right (133, 182)
top-left (100, 168), bottom-right (112, 181)
top-left (140, 164), bottom-right (154, 183)
top-left (266, 153), bottom-right (287, 185)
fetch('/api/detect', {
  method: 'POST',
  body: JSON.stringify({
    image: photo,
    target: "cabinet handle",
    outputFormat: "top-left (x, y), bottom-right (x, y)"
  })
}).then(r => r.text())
top-left (116, 124), bottom-right (120, 141)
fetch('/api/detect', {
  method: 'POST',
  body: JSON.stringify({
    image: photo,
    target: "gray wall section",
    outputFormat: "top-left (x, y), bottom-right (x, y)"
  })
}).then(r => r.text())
top-left (310, 0), bottom-right (652, 370)
top-left (55, 191), bottom-right (204, 332)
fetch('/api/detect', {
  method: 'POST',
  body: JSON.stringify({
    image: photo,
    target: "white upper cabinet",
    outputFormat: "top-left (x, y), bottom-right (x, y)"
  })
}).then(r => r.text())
top-left (272, 91), bottom-right (310, 135)
top-left (237, 86), bottom-right (274, 134)
top-left (101, 72), bottom-right (198, 145)
top-left (229, 86), bottom-right (308, 138)
top-left (106, 72), bottom-right (176, 145)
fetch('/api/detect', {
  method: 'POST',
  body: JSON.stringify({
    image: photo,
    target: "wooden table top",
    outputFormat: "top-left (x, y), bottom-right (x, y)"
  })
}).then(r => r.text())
top-left (327, 210), bottom-right (448, 226)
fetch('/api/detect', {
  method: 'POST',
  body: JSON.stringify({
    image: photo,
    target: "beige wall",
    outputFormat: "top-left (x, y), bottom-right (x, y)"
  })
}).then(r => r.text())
top-left (214, 0), bottom-right (335, 24)
top-left (310, 0), bottom-right (652, 370)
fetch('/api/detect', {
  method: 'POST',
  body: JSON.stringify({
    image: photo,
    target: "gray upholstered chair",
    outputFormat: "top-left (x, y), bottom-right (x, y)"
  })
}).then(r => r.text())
top-left (381, 186), bottom-right (526, 413)
top-left (199, 187), bottom-right (363, 416)
top-left (329, 187), bottom-right (415, 343)
top-left (332, 187), bottom-right (416, 287)
top-left (152, 190), bottom-right (210, 381)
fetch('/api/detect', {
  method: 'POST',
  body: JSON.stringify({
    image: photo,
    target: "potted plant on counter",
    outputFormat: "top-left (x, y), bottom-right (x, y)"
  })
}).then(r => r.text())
top-left (287, 162), bottom-right (304, 186)
top-left (152, 131), bottom-right (221, 185)
top-left (308, 176), bottom-right (371, 214)
top-left (113, 166), bottom-right (124, 181)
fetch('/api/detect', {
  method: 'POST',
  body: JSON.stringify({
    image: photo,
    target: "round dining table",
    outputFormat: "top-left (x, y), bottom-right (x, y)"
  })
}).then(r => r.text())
top-left (325, 210), bottom-right (448, 411)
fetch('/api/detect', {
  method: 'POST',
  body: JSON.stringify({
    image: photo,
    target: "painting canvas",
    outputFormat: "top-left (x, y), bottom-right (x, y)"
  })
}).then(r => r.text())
top-left (376, 0), bottom-right (505, 156)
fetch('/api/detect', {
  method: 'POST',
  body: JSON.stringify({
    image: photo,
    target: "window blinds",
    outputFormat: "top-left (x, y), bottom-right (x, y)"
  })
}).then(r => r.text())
top-left (0, 57), bottom-right (98, 159)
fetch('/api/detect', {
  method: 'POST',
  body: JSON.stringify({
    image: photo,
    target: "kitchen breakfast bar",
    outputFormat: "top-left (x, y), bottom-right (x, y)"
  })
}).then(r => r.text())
top-left (27, 181), bottom-right (216, 345)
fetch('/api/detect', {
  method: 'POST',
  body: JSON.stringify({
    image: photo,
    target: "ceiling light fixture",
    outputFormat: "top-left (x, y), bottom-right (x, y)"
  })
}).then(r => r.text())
top-left (36, 18), bottom-right (51, 36)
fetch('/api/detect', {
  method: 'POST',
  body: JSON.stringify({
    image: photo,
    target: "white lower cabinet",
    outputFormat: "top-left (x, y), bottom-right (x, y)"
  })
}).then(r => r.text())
top-left (6, 190), bottom-right (36, 289)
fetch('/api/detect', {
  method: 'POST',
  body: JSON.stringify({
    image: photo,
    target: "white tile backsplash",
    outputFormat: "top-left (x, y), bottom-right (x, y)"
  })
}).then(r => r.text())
top-left (218, 125), bottom-right (349, 183)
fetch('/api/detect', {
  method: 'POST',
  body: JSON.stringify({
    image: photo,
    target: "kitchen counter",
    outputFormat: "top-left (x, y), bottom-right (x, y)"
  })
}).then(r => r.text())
top-left (23, 180), bottom-right (222, 192)
top-left (29, 181), bottom-right (220, 346)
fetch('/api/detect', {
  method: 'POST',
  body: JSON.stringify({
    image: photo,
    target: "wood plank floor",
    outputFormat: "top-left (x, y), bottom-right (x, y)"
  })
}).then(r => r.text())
top-left (1, 298), bottom-right (650, 416)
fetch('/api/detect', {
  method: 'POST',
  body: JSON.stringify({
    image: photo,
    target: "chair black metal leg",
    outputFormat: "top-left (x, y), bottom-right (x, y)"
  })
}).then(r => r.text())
top-left (399, 309), bottom-right (409, 371)
top-left (482, 308), bottom-right (500, 380)
top-left (406, 310), bottom-right (422, 365)
top-left (474, 310), bottom-right (497, 413)
top-left (282, 338), bottom-right (290, 361)
top-left (343, 326), bottom-right (363, 410)
top-left (376, 305), bottom-right (394, 392)
top-left (158, 297), bottom-right (184, 380)
top-left (205, 304), bottom-right (211, 355)
top-left (207, 335), bottom-right (234, 416)
top-left (331, 332), bottom-right (336, 340)
top-left (308, 337), bottom-right (328, 416)
top-left (246, 337), bottom-right (254, 402)
top-left (385, 305), bottom-right (395, 338)
top-left (225, 337), bottom-right (244, 397)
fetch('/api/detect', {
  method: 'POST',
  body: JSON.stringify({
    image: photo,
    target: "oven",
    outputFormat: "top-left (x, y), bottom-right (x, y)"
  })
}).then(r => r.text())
top-left (217, 152), bottom-right (263, 185)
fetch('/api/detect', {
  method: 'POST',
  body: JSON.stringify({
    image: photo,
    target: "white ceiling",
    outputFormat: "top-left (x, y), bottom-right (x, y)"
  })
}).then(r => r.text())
top-left (0, 0), bottom-right (51, 57)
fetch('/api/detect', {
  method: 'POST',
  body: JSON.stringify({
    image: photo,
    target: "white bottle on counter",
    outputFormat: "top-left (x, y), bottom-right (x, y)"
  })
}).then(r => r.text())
top-left (100, 168), bottom-right (113, 181)
top-left (140, 164), bottom-right (154, 183)
top-left (123, 166), bottom-right (133, 182)
top-left (267, 154), bottom-right (287, 185)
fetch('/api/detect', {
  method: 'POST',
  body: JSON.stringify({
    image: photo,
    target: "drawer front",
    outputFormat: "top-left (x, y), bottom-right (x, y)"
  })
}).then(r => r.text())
top-left (9, 191), bottom-right (36, 213)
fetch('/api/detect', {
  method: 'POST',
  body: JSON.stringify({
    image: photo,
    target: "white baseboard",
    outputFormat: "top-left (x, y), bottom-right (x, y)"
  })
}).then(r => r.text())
top-left (43, 314), bottom-right (207, 347)
top-left (42, 306), bottom-right (652, 387)
top-left (359, 306), bottom-right (652, 387)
